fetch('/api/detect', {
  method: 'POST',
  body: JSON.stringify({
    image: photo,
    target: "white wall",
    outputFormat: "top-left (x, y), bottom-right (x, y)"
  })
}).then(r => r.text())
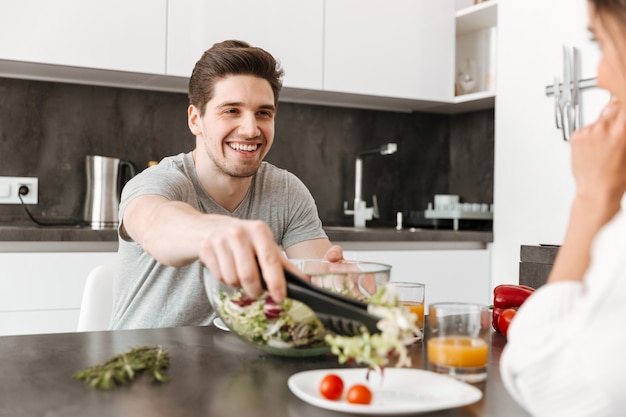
top-left (492, 0), bottom-right (610, 285)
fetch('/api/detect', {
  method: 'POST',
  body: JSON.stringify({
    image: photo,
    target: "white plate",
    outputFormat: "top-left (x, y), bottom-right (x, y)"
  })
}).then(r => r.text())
top-left (288, 368), bottom-right (482, 415)
top-left (213, 317), bottom-right (230, 331)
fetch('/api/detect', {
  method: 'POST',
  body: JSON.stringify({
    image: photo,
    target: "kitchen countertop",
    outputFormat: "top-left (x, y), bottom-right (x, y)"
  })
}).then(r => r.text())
top-left (0, 324), bottom-right (529, 417)
top-left (0, 223), bottom-right (493, 252)
top-left (0, 223), bottom-right (119, 252)
top-left (0, 223), bottom-right (118, 242)
top-left (323, 226), bottom-right (492, 250)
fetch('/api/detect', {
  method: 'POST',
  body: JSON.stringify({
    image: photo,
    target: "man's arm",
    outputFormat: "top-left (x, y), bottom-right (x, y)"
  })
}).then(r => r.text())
top-left (285, 239), bottom-right (343, 262)
top-left (123, 194), bottom-right (288, 301)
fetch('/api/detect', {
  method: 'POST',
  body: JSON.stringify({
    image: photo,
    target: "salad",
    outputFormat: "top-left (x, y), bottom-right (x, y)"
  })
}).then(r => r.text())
top-left (216, 291), bottom-right (327, 349)
top-left (325, 284), bottom-right (422, 370)
top-left (216, 283), bottom-right (421, 370)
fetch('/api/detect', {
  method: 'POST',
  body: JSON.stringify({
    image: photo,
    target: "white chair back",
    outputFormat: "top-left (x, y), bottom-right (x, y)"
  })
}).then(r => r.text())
top-left (77, 264), bottom-right (115, 332)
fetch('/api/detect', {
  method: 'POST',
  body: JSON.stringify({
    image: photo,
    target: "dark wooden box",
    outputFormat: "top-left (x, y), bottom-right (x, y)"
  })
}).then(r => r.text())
top-left (519, 245), bottom-right (560, 289)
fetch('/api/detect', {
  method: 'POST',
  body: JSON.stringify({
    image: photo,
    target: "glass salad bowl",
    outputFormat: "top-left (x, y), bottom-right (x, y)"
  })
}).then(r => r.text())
top-left (203, 260), bottom-right (393, 357)
top-left (205, 271), bottom-right (330, 357)
top-left (290, 259), bottom-right (392, 301)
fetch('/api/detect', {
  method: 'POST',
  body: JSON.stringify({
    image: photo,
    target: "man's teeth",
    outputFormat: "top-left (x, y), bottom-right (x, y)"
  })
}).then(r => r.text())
top-left (229, 143), bottom-right (258, 152)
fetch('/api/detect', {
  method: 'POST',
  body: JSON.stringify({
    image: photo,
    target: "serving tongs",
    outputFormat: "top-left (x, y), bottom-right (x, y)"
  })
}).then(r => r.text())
top-left (265, 268), bottom-right (382, 337)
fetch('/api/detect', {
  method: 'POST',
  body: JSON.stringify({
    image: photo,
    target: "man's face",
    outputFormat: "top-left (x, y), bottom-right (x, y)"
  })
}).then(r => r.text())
top-left (189, 74), bottom-right (276, 178)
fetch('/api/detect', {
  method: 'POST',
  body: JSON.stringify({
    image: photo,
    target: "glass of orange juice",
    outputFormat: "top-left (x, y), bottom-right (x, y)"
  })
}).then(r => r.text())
top-left (427, 302), bottom-right (490, 383)
top-left (393, 282), bottom-right (425, 342)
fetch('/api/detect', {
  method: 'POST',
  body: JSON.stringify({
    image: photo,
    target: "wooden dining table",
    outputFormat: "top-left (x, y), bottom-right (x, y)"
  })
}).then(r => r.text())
top-left (0, 323), bottom-right (531, 417)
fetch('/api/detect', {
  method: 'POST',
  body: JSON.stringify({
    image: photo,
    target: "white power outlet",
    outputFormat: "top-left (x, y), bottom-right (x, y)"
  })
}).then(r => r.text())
top-left (0, 176), bottom-right (38, 204)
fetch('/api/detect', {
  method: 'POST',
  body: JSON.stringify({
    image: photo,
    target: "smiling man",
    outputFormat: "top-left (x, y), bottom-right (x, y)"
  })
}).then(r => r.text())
top-left (110, 40), bottom-right (341, 330)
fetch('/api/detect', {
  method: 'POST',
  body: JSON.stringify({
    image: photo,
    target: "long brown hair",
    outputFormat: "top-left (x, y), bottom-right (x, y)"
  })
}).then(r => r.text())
top-left (589, 0), bottom-right (626, 23)
top-left (188, 40), bottom-right (284, 115)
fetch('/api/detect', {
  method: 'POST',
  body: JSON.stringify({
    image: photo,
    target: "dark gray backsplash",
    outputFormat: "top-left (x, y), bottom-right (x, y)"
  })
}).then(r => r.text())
top-left (0, 77), bottom-right (493, 228)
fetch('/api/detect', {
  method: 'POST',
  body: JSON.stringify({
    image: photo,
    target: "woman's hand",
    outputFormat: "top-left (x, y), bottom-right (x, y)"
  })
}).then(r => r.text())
top-left (570, 97), bottom-right (626, 210)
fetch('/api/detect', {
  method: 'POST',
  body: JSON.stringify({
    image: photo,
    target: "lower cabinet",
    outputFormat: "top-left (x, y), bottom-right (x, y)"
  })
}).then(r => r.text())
top-left (343, 246), bottom-right (492, 308)
top-left (0, 246), bottom-right (492, 335)
top-left (0, 252), bottom-right (117, 336)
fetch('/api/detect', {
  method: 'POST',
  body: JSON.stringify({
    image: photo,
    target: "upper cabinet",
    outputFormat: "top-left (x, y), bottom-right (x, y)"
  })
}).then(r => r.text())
top-left (451, 0), bottom-right (498, 112)
top-left (323, 0), bottom-right (455, 103)
top-left (0, 0), bottom-right (166, 74)
top-left (166, 0), bottom-right (324, 91)
top-left (0, 0), bottom-right (496, 113)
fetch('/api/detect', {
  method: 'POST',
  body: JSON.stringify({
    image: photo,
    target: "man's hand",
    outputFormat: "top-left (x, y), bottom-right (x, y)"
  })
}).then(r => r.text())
top-left (198, 219), bottom-right (287, 302)
top-left (322, 245), bottom-right (344, 262)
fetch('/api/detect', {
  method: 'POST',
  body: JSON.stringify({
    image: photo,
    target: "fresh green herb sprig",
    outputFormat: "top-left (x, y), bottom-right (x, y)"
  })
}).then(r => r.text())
top-left (73, 345), bottom-right (170, 390)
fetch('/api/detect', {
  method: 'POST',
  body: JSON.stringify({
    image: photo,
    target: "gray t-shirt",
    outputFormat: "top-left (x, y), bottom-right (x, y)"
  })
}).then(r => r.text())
top-left (110, 152), bottom-right (327, 330)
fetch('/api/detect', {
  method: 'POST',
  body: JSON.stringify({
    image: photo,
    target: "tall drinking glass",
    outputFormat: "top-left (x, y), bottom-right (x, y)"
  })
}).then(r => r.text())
top-left (393, 282), bottom-right (426, 340)
top-left (427, 302), bottom-right (490, 383)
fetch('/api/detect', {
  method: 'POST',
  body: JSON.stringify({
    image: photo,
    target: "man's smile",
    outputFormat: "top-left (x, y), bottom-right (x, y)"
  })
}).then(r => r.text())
top-left (228, 143), bottom-right (260, 152)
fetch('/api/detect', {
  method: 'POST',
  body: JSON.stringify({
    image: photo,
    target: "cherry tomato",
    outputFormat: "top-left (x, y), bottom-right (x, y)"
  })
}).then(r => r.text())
top-left (319, 374), bottom-right (344, 401)
top-left (498, 308), bottom-right (517, 339)
top-left (346, 384), bottom-right (373, 405)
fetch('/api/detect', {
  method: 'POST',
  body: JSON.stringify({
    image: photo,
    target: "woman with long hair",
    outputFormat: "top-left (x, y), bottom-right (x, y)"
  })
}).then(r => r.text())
top-left (500, 1), bottom-right (626, 416)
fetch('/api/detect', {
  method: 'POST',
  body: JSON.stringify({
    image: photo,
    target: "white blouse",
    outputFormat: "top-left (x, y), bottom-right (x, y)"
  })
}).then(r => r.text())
top-left (500, 210), bottom-right (626, 417)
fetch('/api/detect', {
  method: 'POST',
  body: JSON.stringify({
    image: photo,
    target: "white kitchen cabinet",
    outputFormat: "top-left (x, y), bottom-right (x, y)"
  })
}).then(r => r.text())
top-left (453, 0), bottom-right (497, 111)
top-left (166, 0), bottom-right (324, 91)
top-left (0, 0), bottom-right (491, 113)
top-left (0, 252), bottom-right (117, 335)
top-left (0, 0), bottom-right (166, 74)
top-left (343, 247), bottom-right (492, 308)
top-left (323, 0), bottom-right (455, 102)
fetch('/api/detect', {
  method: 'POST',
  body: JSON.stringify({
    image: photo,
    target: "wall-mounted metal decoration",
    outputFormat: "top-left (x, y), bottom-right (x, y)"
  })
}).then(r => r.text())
top-left (545, 45), bottom-right (597, 141)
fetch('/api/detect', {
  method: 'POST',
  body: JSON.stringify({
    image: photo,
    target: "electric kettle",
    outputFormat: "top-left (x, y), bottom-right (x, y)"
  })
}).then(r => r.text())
top-left (83, 155), bottom-right (137, 229)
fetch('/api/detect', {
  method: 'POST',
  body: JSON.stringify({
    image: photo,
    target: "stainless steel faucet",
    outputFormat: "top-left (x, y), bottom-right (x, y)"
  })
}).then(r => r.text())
top-left (344, 143), bottom-right (397, 227)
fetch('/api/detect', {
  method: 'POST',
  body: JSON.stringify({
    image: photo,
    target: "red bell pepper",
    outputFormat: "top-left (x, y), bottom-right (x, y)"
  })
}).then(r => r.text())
top-left (491, 307), bottom-right (506, 333)
top-left (491, 284), bottom-right (535, 333)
